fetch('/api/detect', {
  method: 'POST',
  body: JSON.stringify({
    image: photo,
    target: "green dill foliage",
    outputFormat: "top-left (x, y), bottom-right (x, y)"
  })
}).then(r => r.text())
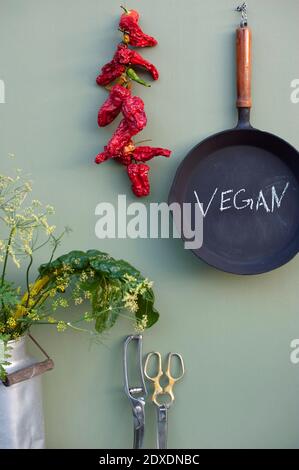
top-left (0, 333), bottom-right (11, 381)
top-left (0, 168), bottom-right (159, 379)
top-left (0, 281), bottom-right (19, 309)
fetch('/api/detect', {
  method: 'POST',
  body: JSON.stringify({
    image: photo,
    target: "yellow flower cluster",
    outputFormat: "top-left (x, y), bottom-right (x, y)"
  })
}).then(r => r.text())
top-left (84, 312), bottom-right (93, 322)
top-left (123, 291), bottom-right (139, 313)
top-left (6, 317), bottom-right (17, 329)
top-left (52, 297), bottom-right (69, 311)
top-left (134, 315), bottom-right (148, 333)
top-left (0, 171), bottom-right (61, 282)
top-left (57, 321), bottom-right (67, 332)
top-left (12, 332), bottom-right (21, 340)
top-left (47, 316), bottom-right (56, 324)
top-left (40, 216), bottom-right (56, 235)
top-left (123, 276), bottom-right (154, 314)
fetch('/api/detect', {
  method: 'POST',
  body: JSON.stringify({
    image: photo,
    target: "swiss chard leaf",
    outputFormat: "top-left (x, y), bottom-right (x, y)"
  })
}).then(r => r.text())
top-left (136, 288), bottom-right (159, 328)
top-left (38, 250), bottom-right (159, 333)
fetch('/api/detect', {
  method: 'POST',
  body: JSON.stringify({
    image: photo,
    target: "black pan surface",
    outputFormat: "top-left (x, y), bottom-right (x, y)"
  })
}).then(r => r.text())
top-left (169, 128), bottom-right (299, 274)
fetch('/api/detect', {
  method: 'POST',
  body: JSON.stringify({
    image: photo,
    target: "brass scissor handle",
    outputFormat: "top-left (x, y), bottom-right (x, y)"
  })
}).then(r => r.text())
top-left (144, 352), bottom-right (163, 405)
top-left (144, 352), bottom-right (185, 407)
top-left (164, 353), bottom-right (185, 402)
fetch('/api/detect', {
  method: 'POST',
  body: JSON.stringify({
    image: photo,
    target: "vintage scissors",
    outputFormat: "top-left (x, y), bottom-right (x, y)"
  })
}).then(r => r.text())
top-left (144, 352), bottom-right (185, 449)
top-left (123, 335), bottom-right (147, 449)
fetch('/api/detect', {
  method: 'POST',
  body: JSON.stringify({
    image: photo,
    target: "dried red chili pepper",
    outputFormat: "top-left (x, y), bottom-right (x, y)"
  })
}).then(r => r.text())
top-left (127, 163), bottom-right (150, 197)
top-left (120, 6), bottom-right (139, 23)
top-left (121, 95), bottom-right (147, 135)
top-left (97, 91), bottom-right (147, 162)
top-left (119, 9), bottom-right (158, 48)
top-left (97, 44), bottom-right (158, 86)
top-left (106, 119), bottom-right (133, 157)
top-left (117, 141), bottom-right (135, 166)
top-left (133, 146), bottom-right (171, 161)
top-left (94, 7), bottom-right (170, 197)
top-left (97, 84), bottom-right (131, 127)
top-left (114, 44), bottom-right (159, 80)
top-left (95, 119), bottom-right (132, 164)
top-left (95, 149), bottom-right (110, 164)
top-left (117, 143), bottom-right (171, 166)
top-left (96, 61), bottom-right (126, 87)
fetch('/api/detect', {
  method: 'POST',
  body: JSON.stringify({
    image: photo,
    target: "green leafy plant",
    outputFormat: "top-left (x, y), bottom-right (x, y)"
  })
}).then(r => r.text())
top-left (0, 169), bottom-right (159, 379)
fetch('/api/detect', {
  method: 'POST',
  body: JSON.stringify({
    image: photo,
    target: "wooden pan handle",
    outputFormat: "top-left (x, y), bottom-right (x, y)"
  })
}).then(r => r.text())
top-left (3, 359), bottom-right (54, 387)
top-left (236, 26), bottom-right (252, 108)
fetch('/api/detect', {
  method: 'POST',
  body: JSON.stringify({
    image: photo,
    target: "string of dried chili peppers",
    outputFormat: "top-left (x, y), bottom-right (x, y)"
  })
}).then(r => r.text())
top-left (94, 6), bottom-right (171, 197)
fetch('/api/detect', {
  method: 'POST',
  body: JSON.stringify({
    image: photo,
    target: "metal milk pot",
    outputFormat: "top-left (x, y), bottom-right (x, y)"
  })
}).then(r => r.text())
top-left (0, 336), bottom-right (45, 449)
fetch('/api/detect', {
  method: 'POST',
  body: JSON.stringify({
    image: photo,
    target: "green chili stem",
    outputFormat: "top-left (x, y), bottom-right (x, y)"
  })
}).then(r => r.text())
top-left (120, 5), bottom-right (129, 14)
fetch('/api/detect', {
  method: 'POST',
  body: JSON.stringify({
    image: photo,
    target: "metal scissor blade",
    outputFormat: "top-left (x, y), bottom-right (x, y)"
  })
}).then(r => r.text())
top-left (132, 398), bottom-right (146, 449)
top-left (157, 405), bottom-right (168, 449)
top-left (133, 420), bottom-right (145, 449)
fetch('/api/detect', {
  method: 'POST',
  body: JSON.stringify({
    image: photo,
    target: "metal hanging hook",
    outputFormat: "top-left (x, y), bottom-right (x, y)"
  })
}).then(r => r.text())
top-left (236, 2), bottom-right (248, 27)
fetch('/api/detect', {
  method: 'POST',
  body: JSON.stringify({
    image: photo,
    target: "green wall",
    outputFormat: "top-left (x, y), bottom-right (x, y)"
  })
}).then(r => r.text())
top-left (1, 0), bottom-right (299, 448)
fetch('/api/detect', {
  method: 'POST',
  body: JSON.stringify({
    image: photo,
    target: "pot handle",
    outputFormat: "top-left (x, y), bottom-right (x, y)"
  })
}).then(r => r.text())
top-left (3, 334), bottom-right (54, 387)
top-left (236, 26), bottom-right (252, 108)
top-left (3, 359), bottom-right (54, 387)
